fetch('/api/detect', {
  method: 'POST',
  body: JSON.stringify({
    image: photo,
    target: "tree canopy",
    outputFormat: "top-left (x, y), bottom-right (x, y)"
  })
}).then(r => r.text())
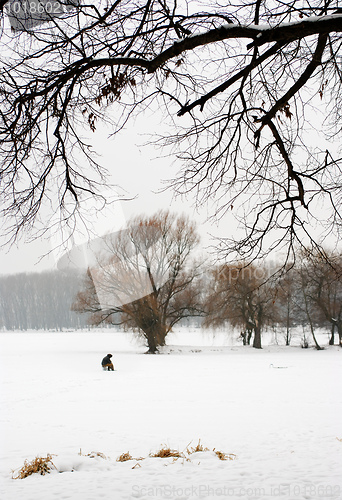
top-left (0, 1), bottom-right (342, 260)
top-left (72, 211), bottom-right (202, 352)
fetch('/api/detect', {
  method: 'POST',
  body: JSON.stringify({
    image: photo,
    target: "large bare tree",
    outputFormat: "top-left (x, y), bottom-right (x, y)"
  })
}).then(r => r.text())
top-left (72, 211), bottom-right (203, 353)
top-left (204, 262), bottom-right (278, 348)
top-left (1, 1), bottom-right (342, 259)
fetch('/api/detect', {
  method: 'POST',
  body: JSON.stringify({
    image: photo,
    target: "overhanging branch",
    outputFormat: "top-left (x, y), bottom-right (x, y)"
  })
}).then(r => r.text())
top-left (177, 41), bottom-right (285, 116)
top-left (257, 32), bottom-right (328, 128)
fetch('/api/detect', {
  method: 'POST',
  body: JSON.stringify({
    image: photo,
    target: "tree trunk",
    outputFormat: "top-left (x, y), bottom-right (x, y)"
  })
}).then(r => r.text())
top-left (144, 326), bottom-right (159, 354)
top-left (145, 334), bottom-right (158, 353)
top-left (306, 308), bottom-right (323, 350)
top-left (337, 322), bottom-right (342, 347)
top-left (156, 322), bottom-right (168, 347)
top-left (253, 325), bottom-right (262, 349)
top-left (144, 322), bottom-right (168, 353)
top-left (329, 323), bottom-right (335, 345)
top-left (286, 298), bottom-right (291, 346)
top-left (301, 280), bottom-right (323, 350)
top-left (311, 328), bottom-right (323, 350)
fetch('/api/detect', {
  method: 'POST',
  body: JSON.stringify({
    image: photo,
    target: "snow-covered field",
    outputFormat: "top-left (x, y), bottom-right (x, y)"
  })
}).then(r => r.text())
top-left (0, 329), bottom-right (341, 500)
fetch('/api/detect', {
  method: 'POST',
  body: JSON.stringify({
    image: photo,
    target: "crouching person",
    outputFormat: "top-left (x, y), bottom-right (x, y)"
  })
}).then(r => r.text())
top-left (101, 353), bottom-right (114, 371)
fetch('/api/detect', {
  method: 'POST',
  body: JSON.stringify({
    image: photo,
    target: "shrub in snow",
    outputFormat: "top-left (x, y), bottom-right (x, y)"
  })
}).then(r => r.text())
top-left (116, 452), bottom-right (134, 462)
top-left (12, 454), bottom-right (57, 479)
top-left (149, 446), bottom-right (184, 459)
top-left (213, 450), bottom-right (236, 461)
top-left (186, 440), bottom-right (209, 454)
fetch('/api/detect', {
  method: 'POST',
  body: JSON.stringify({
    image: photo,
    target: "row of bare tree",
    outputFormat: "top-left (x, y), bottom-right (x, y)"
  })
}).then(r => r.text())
top-left (72, 211), bottom-right (342, 352)
top-left (204, 254), bottom-right (342, 350)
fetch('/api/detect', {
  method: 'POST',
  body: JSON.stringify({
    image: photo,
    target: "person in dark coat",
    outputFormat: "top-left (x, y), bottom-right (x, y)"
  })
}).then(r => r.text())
top-left (101, 353), bottom-right (114, 371)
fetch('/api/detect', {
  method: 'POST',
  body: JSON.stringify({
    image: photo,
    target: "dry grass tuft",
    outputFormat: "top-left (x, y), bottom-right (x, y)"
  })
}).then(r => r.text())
top-left (116, 452), bottom-right (145, 462)
top-left (116, 452), bottom-right (134, 462)
top-left (12, 455), bottom-right (57, 479)
top-left (214, 450), bottom-right (236, 461)
top-left (187, 441), bottom-right (236, 461)
top-left (86, 451), bottom-right (107, 460)
top-left (79, 449), bottom-right (108, 460)
top-left (150, 446), bottom-right (184, 459)
top-left (187, 439), bottom-right (209, 455)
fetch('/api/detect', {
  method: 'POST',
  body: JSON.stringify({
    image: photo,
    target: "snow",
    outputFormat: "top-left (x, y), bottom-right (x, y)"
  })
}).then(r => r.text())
top-left (186, 13), bottom-right (342, 43)
top-left (219, 13), bottom-right (342, 32)
top-left (0, 329), bottom-right (341, 500)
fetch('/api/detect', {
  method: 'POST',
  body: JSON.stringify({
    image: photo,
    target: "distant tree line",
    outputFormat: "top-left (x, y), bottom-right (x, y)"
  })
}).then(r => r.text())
top-left (0, 270), bottom-right (89, 331)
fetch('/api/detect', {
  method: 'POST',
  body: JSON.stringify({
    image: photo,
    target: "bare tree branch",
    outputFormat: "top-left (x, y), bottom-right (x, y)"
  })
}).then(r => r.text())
top-left (0, 1), bottom-right (341, 264)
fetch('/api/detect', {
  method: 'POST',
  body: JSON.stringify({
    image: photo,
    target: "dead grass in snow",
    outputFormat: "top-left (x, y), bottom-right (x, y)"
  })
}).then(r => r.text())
top-left (12, 454), bottom-right (57, 479)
